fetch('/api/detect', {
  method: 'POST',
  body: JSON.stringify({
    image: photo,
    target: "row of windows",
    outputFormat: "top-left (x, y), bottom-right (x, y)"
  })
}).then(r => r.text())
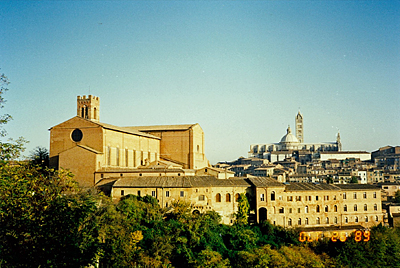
top-left (343, 192), bottom-right (377, 199)
top-left (215, 193), bottom-right (240, 203)
top-left (275, 204), bottom-right (379, 214)
top-left (120, 191), bottom-right (242, 203)
top-left (120, 190), bottom-right (184, 198)
top-left (107, 147), bottom-right (157, 167)
top-left (287, 215), bottom-right (380, 226)
top-left (268, 191), bottom-right (377, 202)
top-left (286, 195), bottom-right (335, 202)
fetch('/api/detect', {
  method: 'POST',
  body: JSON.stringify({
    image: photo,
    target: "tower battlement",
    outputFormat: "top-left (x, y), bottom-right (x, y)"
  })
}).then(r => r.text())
top-left (77, 95), bottom-right (100, 122)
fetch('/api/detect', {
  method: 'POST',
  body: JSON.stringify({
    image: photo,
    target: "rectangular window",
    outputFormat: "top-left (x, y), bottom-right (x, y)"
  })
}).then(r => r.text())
top-left (107, 146), bottom-right (111, 166)
top-left (260, 194), bottom-right (265, 201)
top-left (137, 190), bottom-right (141, 197)
top-left (316, 196), bottom-right (319, 201)
top-left (343, 193), bottom-right (347, 199)
top-left (279, 207), bottom-right (284, 213)
top-left (353, 192), bottom-right (357, 199)
top-left (289, 208), bottom-right (293, 213)
top-left (296, 196), bottom-right (301, 201)
top-left (166, 191), bottom-right (170, 197)
top-left (287, 196), bottom-right (293, 201)
top-left (363, 192), bottom-right (367, 198)
top-left (125, 149), bottom-right (129, 167)
top-left (116, 147), bottom-right (120, 166)
top-left (121, 190), bottom-right (124, 196)
top-left (373, 192), bottom-right (377, 198)
top-left (180, 191), bottom-right (184, 197)
top-left (151, 191), bottom-right (156, 197)
top-left (298, 208), bottom-right (301, 213)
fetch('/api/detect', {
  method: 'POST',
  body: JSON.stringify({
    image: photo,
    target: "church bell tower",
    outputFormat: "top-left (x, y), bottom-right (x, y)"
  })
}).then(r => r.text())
top-left (295, 111), bottom-right (304, 143)
top-left (77, 95), bottom-right (100, 122)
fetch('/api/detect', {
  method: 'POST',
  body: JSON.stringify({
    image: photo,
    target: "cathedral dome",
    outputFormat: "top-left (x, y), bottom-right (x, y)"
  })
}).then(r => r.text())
top-left (280, 126), bottom-right (299, 144)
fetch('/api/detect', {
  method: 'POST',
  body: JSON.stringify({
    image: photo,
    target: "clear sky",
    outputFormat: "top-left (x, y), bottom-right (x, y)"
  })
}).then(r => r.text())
top-left (1, 1), bottom-right (399, 164)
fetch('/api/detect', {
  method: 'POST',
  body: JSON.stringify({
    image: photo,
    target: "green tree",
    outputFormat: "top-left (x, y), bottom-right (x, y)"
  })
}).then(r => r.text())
top-left (0, 163), bottom-right (101, 267)
top-left (0, 72), bottom-right (27, 161)
top-left (394, 190), bottom-right (400, 203)
top-left (194, 248), bottom-right (230, 268)
top-left (235, 193), bottom-right (249, 225)
top-left (350, 176), bottom-right (359, 183)
top-left (29, 146), bottom-right (49, 169)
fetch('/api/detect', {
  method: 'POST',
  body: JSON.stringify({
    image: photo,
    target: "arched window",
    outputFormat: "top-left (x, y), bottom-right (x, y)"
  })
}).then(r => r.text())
top-left (271, 191), bottom-right (276, 201)
top-left (116, 147), bottom-right (120, 166)
top-left (288, 218), bottom-right (292, 226)
top-left (355, 216), bottom-right (359, 223)
top-left (226, 193), bottom-right (231, 202)
top-left (354, 204), bottom-right (358, 211)
top-left (316, 217), bottom-right (320, 224)
top-left (216, 193), bottom-right (221, 202)
top-left (374, 204), bottom-right (378, 211)
top-left (325, 205), bottom-right (329, 212)
top-left (326, 217), bottom-right (329, 224)
top-left (298, 218), bottom-right (301, 225)
top-left (364, 204), bottom-right (368, 211)
top-left (107, 146), bottom-right (111, 166)
top-left (316, 205), bottom-right (320, 212)
top-left (305, 206), bottom-right (309, 213)
top-left (305, 218), bottom-right (309, 225)
top-left (334, 205), bottom-right (338, 212)
top-left (235, 193), bottom-right (240, 202)
top-left (125, 149), bottom-right (129, 167)
top-left (344, 205), bottom-right (347, 212)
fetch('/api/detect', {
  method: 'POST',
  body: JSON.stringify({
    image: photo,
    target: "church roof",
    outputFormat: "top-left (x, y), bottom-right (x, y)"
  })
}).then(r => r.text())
top-left (97, 121), bottom-right (161, 139)
top-left (112, 176), bottom-right (250, 188)
top-left (50, 116), bottom-right (161, 139)
top-left (123, 124), bottom-right (198, 132)
top-left (247, 177), bottom-right (285, 187)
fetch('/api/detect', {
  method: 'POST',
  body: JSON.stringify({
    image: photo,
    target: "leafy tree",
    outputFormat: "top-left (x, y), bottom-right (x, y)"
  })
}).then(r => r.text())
top-left (29, 146), bottom-right (49, 169)
top-left (0, 72), bottom-right (27, 161)
top-left (0, 163), bottom-right (101, 267)
top-left (350, 176), bottom-right (359, 183)
top-left (394, 190), bottom-right (400, 203)
top-left (194, 248), bottom-right (230, 268)
top-left (235, 193), bottom-right (249, 225)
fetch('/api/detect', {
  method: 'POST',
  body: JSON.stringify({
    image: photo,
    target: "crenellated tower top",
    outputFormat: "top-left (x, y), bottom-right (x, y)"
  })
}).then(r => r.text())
top-left (77, 95), bottom-right (100, 122)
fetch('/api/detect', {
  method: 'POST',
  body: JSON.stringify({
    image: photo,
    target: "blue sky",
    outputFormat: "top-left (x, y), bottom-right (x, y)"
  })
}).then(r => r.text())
top-left (1, 1), bottom-right (399, 164)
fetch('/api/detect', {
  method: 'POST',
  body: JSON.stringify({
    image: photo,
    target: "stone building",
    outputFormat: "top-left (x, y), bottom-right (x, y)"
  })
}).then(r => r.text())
top-left (49, 95), bottom-right (209, 187)
top-left (111, 176), bottom-right (250, 224)
top-left (107, 175), bottom-right (383, 227)
top-left (249, 112), bottom-right (341, 163)
top-left (249, 178), bottom-right (382, 229)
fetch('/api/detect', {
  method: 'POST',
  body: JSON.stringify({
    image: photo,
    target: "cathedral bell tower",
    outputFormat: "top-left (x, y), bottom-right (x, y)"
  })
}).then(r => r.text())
top-left (77, 95), bottom-right (100, 122)
top-left (295, 111), bottom-right (304, 143)
top-left (336, 132), bottom-right (342, 151)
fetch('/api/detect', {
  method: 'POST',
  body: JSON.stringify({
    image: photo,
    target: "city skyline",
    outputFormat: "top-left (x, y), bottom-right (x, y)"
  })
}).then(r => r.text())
top-left (1, 1), bottom-right (399, 164)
